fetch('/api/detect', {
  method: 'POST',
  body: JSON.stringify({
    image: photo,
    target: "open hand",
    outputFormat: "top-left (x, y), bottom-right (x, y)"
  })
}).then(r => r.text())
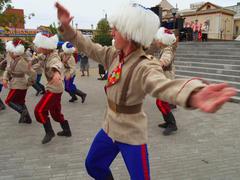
top-left (55, 2), bottom-right (74, 27)
top-left (189, 83), bottom-right (237, 113)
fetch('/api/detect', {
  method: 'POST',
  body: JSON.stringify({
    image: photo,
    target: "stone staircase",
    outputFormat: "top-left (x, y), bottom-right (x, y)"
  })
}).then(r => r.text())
top-left (175, 41), bottom-right (240, 103)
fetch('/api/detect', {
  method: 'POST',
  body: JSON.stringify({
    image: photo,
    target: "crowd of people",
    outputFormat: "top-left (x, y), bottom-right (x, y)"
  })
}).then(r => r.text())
top-left (0, 2), bottom-right (237, 179)
top-left (180, 19), bottom-right (209, 42)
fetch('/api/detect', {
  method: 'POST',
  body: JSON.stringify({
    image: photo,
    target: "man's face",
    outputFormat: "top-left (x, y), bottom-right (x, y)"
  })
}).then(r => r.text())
top-left (111, 27), bottom-right (129, 50)
top-left (36, 47), bottom-right (51, 55)
top-left (9, 52), bottom-right (18, 59)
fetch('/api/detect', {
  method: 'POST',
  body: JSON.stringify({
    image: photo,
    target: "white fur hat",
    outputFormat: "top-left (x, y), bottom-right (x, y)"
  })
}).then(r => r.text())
top-left (155, 27), bottom-right (176, 46)
top-left (5, 40), bottom-right (25, 55)
top-left (62, 41), bottom-right (75, 54)
top-left (33, 32), bottom-right (59, 49)
top-left (108, 3), bottom-right (160, 47)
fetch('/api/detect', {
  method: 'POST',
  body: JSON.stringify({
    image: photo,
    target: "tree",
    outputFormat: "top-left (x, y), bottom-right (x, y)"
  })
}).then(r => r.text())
top-left (93, 18), bottom-right (112, 46)
top-left (0, 0), bottom-right (14, 28)
top-left (0, 0), bottom-right (12, 12)
top-left (0, 39), bottom-right (5, 53)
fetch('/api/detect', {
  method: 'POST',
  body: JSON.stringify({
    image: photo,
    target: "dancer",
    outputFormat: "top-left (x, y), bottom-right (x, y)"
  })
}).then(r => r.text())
top-left (153, 27), bottom-right (178, 135)
top-left (61, 41), bottom-right (87, 103)
top-left (31, 52), bottom-right (46, 96)
top-left (56, 2), bottom-right (236, 179)
top-left (0, 54), bottom-right (7, 111)
top-left (3, 39), bottom-right (36, 123)
top-left (33, 33), bottom-right (72, 144)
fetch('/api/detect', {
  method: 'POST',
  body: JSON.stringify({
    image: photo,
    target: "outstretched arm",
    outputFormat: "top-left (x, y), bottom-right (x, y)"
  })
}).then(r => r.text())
top-left (55, 2), bottom-right (116, 70)
top-left (55, 2), bottom-right (73, 28)
top-left (188, 83), bottom-right (237, 113)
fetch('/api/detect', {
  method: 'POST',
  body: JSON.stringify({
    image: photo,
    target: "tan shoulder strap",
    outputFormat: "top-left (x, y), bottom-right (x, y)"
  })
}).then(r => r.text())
top-left (119, 56), bottom-right (145, 105)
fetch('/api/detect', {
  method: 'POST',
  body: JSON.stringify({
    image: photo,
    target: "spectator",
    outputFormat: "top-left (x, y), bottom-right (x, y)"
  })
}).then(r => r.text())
top-left (80, 53), bottom-right (89, 76)
top-left (192, 19), bottom-right (200, 41)
top-left (202, 21), bottom-right (209, 42)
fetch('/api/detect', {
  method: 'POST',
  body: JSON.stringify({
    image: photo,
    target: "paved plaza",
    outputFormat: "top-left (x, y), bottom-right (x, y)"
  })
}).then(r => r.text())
top-left (0, 62), bottom-right (240, 180)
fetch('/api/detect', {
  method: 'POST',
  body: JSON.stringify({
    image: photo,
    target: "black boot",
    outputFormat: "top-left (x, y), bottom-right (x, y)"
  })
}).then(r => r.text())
top-left (75, 89), bottom-right (87, 103)
top-left (162, 112), bottom-right (178, 136)
top-left (69, 92), bottom-right (78, 102)
top-left (158, 122), bottom-right (168, 128)
top-left (32, 83), bottom-right (42, 96)
top-left (8, 102), bottom-right (27, 123)
top-left (57, 120), bottom-right (72, 137)
top-left (42, 121), bottom-right (55, 144)
top-left (20, 105), bottom-right (32, 124)
top-left (0, 98), bottom-right (6, 111)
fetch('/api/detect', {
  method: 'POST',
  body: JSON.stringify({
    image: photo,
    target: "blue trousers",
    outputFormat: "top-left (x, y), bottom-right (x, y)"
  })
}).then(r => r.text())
top-left (85, 129), bottom-right (150, 180)
top-left (64, 75), bottom-right (77, 93)
top-left (0, 83), bottom-right (2, 92)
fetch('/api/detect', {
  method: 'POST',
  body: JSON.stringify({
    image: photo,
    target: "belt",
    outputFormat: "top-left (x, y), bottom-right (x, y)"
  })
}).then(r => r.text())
top-left (108, 99), bottom-right (142, 114)
top-left (11, 73), bottom-right (25, 78)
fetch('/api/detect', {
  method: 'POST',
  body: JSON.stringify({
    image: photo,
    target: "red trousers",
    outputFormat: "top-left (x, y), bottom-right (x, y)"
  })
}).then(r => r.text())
top-left (34, 91), bottom-right (64, 124)
top-left (5, 89), bottom-right (27, 105)
top-left (156, 99), bottom-right (171, 116)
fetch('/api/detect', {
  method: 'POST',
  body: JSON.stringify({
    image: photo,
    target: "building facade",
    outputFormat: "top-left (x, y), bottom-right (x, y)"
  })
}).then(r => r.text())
top-left (179, 2), bottom-right (235, 40)
top-left (225, 2), bottom-right (240, 38)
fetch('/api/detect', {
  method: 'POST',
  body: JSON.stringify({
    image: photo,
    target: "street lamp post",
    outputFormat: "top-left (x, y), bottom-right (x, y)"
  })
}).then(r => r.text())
top-left (171, 8), bottom-right (177, 29)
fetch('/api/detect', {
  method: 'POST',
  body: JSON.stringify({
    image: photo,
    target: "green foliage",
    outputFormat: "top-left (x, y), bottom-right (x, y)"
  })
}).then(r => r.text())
top-left (0, 39), bottom-right (5, 53)
top-left (93, 18), bottom-right (112, 46)
top-left (0, 0), bottom-right (12, 12)
top-left (49, 22), bottom-right (58, 35)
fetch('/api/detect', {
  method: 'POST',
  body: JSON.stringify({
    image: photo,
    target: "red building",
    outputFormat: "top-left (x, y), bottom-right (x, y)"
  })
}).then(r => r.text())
top-left (3, 8), bottom-right (25, 29)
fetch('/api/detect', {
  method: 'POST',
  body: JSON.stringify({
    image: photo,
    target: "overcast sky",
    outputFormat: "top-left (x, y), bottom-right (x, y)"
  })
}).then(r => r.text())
top-left (11, 0), bottom-right (239, 29)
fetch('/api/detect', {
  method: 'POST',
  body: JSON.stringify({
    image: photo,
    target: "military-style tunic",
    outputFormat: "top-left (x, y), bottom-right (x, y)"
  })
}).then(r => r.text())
top-left (3, 54), bottom-right (36, 90)
top-left (60, 27), bottom-right (206, 145)
top-left (158, 45), bottom-right (176, 80)
top-left (31, 53), bottom-right (45, 75)
top-left (43, 51), bottom-right (64, 93)
top-left (62, 55), bottom-right (76, 77)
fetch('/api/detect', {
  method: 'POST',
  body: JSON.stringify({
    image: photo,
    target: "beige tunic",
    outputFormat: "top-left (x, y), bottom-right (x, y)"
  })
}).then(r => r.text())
top-left (43, 51), bottom-right (64, 93)
top-left (3, 54), bottom-right (36, 90)
top-left (62, 55), bottom-right (76, 77)
top-left (0, 59), bottom-right (7, 82)
top-left (60, 26), bottom-right (206, 145)
top-left (31, 53), bottom-right (45, 75)
top-left (159, 45), bottom-right (176, 80)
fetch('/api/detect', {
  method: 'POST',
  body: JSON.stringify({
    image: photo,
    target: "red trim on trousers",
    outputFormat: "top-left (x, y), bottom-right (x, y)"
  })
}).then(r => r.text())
top-left (156, 99), bottom-right (171, 116)
top-left (34, 91), bottom-right (65, 124)
top-left (141, 144), bottom-right (150, 180)
top-left (5, 89), bottom-right (27, 105)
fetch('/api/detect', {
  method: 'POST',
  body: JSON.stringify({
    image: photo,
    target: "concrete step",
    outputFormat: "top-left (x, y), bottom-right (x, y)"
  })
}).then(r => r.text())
top-left (175, 70), bottom-right (240, 82)
top-left (176, 54), bottom-right (240, 61)
top-left (175, 75), bottom-right (240, 103)
top-left (176, 50), bottom-right (240, 56)
top-left (175, 61), bottom-right (240, 71)
top-left (175, 65), bottom-right (240, 76)
top-left (177, 47), bottom-right (240, 51)
top-left (175, 74), bottom-right (240, 89)
top-left (175, 57), bottom-right (240, 65)
top-left (178, 41), bottom-right (240, 47)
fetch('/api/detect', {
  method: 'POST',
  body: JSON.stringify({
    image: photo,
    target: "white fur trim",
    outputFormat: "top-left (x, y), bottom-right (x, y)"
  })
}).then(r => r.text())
top-left (155, 27), bottom-right (176, 46)
top-left (108, 3), bottom-right (160, 47)
top-left (33, 33), bottom-right (59, 49)
top-left (62, 42), bottom-right (75, 54)
top-left (5, 41), bottom-right (25, 55)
